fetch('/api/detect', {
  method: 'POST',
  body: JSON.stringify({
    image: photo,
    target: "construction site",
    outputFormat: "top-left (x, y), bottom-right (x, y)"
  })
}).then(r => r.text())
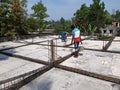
top-left (0, 34), bottom-right (120, 90)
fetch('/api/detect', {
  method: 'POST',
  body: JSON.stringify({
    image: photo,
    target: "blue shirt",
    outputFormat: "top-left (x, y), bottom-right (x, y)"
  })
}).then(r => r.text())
top-left (71, 28), bottom-right (80, 38)
top-left (61, 31), bottom-right (66, 40)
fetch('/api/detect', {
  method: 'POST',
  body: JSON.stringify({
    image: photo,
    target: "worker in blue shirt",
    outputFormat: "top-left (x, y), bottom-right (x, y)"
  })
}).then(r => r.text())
top-left (61, 31), bottom-right (67, 42)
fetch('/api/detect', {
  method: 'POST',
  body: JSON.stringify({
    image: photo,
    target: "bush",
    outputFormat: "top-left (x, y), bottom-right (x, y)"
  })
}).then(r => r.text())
top-left (98, 35), bottom-right (111, 40)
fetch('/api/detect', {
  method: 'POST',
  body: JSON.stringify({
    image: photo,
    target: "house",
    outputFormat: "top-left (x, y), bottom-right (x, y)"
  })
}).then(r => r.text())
top-left (112, 20), bottom-right (120, 27)
top-left (100, 21), bottom-right (120, 36)
top-left (100, 26), bottom-right (116, 36)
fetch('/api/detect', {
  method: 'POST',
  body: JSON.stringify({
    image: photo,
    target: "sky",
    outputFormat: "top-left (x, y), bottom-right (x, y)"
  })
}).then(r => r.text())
top-left (27, 0), bottom-right (120, 21)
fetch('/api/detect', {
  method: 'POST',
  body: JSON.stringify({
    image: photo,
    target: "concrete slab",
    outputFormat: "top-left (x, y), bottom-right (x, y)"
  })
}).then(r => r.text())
top-left (19, 68), bottom-right (112, 90)
top-left (0, 54), bottom-right (44, 81)
top-left (0, 35), bottom-right (120, 90)
top-left (61, 50), bottom-right (120, 77)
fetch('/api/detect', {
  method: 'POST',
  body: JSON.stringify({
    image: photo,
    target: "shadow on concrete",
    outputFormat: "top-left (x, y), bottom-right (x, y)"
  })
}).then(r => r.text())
top-left (0, 48), bottom-right (17, 61)
top-left (0, 54), bottom-right (9, 61)
top-left (22, 78), bottom-right (52, 90)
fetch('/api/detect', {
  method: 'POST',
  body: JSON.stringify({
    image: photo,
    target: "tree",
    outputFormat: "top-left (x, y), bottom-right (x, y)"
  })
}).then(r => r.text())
top-left (74, 4), bottom-right (89, 33)
top-left (112, 10), bottom-right (120, 22)
top-left (0, 0), bottom-right (12, 36)
top-left (0, 0), bottom-right (28, 36)
top-left (104, 10), bottom-right (112, 25)
top-left (74, 0), bottom-right (111, 35)
top-left (19, 0), bottom-right (28, 34)
top-left (31, 1), bottom-right (49, 33)
top-left (48, 17), bottom-right (72, 34)
top-left (10, 0), bottom-right (28, 36)
top-left (26, 16), bottom-right (38, 33)
top-left (89, 0), bottom-right (106, 28)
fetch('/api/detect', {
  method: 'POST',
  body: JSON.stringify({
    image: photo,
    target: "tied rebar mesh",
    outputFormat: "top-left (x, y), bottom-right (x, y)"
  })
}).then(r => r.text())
top-left (0, 66), bottom-right (47, 90)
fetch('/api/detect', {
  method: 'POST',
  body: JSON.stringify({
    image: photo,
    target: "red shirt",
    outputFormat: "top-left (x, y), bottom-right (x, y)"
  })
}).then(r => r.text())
top-left (73, 37), bottom-right (81, 42)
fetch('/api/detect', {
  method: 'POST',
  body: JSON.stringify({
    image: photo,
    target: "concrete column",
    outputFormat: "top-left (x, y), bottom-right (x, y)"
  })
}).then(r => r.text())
top-left (50, 40), bottom-right (55, 62)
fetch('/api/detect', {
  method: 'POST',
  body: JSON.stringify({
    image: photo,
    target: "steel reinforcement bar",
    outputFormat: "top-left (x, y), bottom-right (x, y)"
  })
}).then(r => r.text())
top-left (0, 66), bottom-right (48, 90)
top-left (0, 51), bottom-right (48, 65)
top-left (84, 48), bottom-right (120, 54)
top-left (8, 53), bottom-right (72, 90)
top-left (33, 43), bottom-right (120, 54)
top-left (0, 35), bottom-right (93, 52)
top-left (1, 50), bottom-right (120, 89)
top-left (55, 65), bottom-right (120, 84)
top-left (0, 52), bottom-right (73, 90)
top-left (4, 65), bottom-right (53, 90)
top-left (1, 47), bottom-right (120, 85)
top-left (0, 33), bottom-right (58, 42)
top-left (0, 39), bottom-right (51, 52)
top-left (102, 31), bottom-right (117, 51)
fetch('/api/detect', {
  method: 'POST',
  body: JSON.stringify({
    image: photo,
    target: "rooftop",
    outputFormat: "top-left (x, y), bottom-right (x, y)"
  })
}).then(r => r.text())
top-left (0, 35), bottom-right (120, 90)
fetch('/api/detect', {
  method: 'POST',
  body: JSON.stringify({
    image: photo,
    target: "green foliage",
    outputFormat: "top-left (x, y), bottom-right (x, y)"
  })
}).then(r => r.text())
top-left (74, 4), bottom-right (89, 33)
top-left (31, 1), bottom-right (49, 33)
top-left (98, 35), bottom-right (111, 40)
top-left (48, 17), bottom-right (72, 34)
top-left (112, 10), bottom-right (120, 22)
top-left (0, 0), bottom-right (28, 36)
top-left (0, 0), bottom-right (49, 37)
top-left (104, 11), bottom-right (112, 24)
top-left (12, 0), bottom-right (29, 35)
top-left (87, 24), bottom-right (96, 35)
top-left (89, 0), bottom-right (106, 27)
top-left (0, 0), bottom-right (119, 37)
top-left (26, 17), bottom-right (38, 32)
top-left (74, 0), bottom-right (112, 35)
top-left (0, 0), bottom-right (12, 36)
